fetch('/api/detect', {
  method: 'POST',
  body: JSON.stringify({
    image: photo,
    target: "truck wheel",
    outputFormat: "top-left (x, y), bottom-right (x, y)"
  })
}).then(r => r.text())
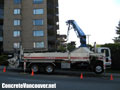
top-left (31, 64), bottom-right (39, 73)
top-left (94, 64), bottom-right (104, 74)
top-left (44, 65), bottom-right (54, 74)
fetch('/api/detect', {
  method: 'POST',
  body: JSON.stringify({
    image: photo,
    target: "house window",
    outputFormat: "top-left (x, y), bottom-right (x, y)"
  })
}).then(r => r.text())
top-left (13, 42), bottom-right (20, 48)
top-left (14, 9), bottom-right (20, 15)
top-left (33, 19), bottom-right (43, 26)
top-left (34, 42), bottom-right (44, 48)
top-left (13, 30), bottom-right (20, 37)
top-left (14, 19), bottom-right (20, 26)
top-left (33, 9), bottom-right (44, 15)
top-left (33, 0), bottom-right (43, 4)
top-left (33, 30), bottom-right (44, 36)
top-left (14, 0), bottom-right (21, 4)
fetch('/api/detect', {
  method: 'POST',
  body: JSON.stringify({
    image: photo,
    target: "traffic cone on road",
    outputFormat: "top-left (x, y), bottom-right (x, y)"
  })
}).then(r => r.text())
top-left (31, 69), bottom-right (34, 76)
top-left (110, 74), bottom-right (113, 80)
top-left (3, 67), bottom-right (6, 72)
top-left (80, 73), bottom-right (83, 79)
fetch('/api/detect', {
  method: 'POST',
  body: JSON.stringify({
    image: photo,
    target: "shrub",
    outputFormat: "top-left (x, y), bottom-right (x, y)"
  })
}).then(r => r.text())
top-left (0, 55), bottom-right (8, 66)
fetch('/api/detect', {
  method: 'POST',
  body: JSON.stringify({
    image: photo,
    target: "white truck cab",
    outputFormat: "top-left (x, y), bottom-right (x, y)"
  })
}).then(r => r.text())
top-left (96, 47), bottom-right (111, 68)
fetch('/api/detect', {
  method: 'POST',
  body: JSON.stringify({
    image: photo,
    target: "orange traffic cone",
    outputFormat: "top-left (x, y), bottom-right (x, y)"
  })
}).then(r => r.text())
top-left (110, 74), bottom-right (113, 80)
top-left (80, 73), bottom-right (83, 79)
top-left (31, 69), bottom-right (34, 76)
top-left (3, 67), bottom-right (6, 72)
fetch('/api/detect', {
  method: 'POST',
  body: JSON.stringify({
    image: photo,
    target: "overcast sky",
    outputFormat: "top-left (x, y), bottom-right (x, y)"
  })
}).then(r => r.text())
top-left (58, 0), bottom-right (120, 46)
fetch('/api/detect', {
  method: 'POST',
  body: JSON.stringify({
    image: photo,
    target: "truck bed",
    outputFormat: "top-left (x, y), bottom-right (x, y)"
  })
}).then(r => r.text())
top-left (23, 52), bottom-right (89, 62)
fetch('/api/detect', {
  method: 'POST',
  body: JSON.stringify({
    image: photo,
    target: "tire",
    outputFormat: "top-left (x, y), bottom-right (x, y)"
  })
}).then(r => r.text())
top-left (94, 64), bottom-right (104, 74)
top-left (44, 65), bottom-right (54, 74)
top-left (31, 64), bottom-right (39, 73)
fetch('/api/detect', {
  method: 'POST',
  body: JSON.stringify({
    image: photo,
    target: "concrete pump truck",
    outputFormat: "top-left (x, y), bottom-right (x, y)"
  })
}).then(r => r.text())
top-left (8, 20), bottom-right (111, 74)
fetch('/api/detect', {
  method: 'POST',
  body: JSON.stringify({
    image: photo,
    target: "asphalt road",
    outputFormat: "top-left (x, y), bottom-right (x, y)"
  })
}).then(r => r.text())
top-left (0, 66), bottom-right (120, 90)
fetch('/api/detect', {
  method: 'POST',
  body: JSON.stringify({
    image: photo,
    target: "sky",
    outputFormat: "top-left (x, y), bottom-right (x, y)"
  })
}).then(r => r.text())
top-left (58, 0), bottom-right (120, 46)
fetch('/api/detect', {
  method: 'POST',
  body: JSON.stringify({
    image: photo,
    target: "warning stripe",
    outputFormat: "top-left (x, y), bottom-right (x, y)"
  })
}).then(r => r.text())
top-left (24, 57), bottom-right (89, 60)
top-left (70, 57), bottom-right (89, 59)
top-left (24, 57), bottom-right (68, 59)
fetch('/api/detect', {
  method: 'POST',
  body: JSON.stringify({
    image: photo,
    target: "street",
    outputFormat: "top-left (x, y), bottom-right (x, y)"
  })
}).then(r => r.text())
top-left (0, 66), bottom-right (120, 90)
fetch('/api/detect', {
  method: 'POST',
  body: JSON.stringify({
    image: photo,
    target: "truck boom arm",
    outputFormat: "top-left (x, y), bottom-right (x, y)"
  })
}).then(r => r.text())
top-left (66, 20), bottom-right (87, 47)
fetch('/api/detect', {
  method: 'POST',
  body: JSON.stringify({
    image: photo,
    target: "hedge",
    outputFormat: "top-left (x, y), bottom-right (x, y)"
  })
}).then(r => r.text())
top-left (0, 55), bottom-right (8, 66)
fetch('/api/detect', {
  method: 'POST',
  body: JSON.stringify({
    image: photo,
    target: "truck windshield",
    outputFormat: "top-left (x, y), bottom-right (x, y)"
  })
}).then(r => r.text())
top-left (101, 49), bottom-right (109, 57)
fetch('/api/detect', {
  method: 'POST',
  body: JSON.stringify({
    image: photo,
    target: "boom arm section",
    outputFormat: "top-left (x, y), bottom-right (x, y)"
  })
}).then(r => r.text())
top-left (66, 20), bottom-right (87, 47)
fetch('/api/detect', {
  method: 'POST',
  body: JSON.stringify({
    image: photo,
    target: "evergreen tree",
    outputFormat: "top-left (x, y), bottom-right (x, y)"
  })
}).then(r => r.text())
top-left (113, 21), bottom-right (120, 43)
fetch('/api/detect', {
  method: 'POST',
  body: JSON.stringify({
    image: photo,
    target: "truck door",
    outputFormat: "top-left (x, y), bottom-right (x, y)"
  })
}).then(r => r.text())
top-left (101, 48), bottom-right (111, 67)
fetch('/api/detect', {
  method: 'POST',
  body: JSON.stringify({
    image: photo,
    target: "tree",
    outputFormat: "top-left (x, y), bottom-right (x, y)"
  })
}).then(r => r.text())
top-left (67, 41), bottom-right (76, 52)
top-left (57, 45), bottom-right (66, 52)
top-left (113, 21), bottom-right (120, 43)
